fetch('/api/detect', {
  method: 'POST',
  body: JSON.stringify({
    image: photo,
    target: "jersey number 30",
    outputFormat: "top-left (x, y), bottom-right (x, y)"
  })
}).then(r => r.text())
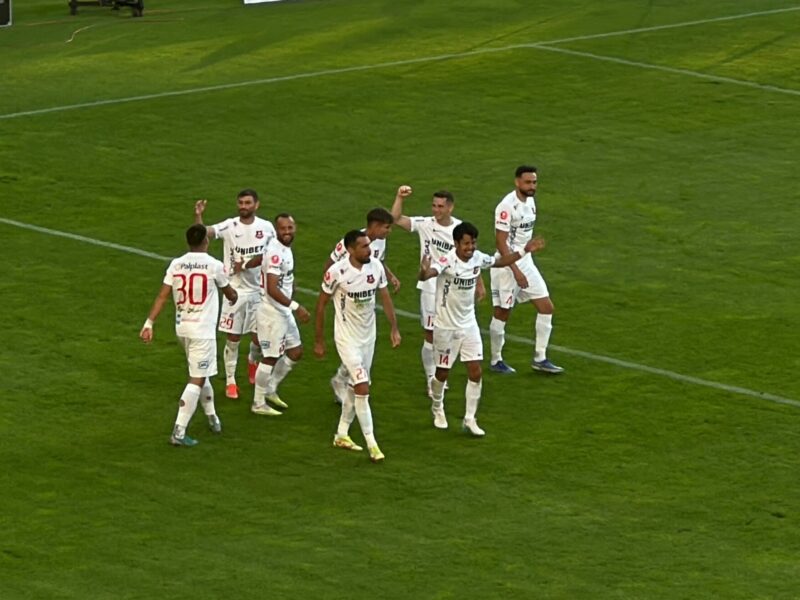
top-left (175, 273), bottom-right (208, 306)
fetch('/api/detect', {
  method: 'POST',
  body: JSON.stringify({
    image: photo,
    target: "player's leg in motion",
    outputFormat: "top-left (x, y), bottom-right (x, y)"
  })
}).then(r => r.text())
top-left (420, 291), bottom-right (436, 396)
top-left (223, 335), bottom-right (241, 397)
top-left (462, 361), bottom-right (485, 437)
top-left (429, 327), bottom-right (455, 430)
top-left (248, 336), bottom-right (261, 385)
top-left (489, 267), bottom-right (516, 373)
top-left (200, 378), bottom-right (222, 433)
top-left (251, 311), bottom-right (285, 416)
top-left (172, 381), bottom-right (202, 446)
top-left (330, 363), bottom-right (349, 405)
top-left (530, 296), bottom-right (563, 374)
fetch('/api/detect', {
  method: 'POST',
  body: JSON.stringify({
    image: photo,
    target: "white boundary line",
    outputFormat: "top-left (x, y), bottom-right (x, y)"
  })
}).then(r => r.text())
top-left (1, 6), bottom-right (798, 121)
top-left (2, 216), bottom-right (798, 409)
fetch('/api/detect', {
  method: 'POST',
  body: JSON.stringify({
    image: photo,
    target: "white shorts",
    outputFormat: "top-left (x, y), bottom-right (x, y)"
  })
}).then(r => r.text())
top-left (490, 254), bottom-right (549, 309)
top-left (218, 290), bottom-right (260, 335)
top-left (335, 335), bottom-right (375, 386)
top-left (178, 337), bottom-right (217, 379)
top-left (419, 290), bottom-right (436, 331)
top-left (256, 308), bottom-right (301, 358)
top-left (432, 323), bottom-right (483, 368)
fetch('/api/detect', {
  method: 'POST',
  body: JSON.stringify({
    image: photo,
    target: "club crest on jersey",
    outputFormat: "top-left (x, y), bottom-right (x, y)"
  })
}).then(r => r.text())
top-left (271, 254), bottom-right (281, 265)
top-left (336, 242), bottom-right (344, 252)
top-left (500, 210), bottom-right (509, 220)
top-left (366, 274), bottom-right (375, 284)
top-left (324, 271), bottom-right (332, 281)
top-left (256, 230), bottom-right (264, 239)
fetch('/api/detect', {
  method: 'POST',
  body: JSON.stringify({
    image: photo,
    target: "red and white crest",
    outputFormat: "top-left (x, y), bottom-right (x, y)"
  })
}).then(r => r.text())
top-left (500, 210), bottom-right (509, 220)
top-left (336, 242), bottom-right (344, 252)
top-left (270, 254), bottom-right (280, 265)
top-left (438, 256), bottom-right (448, 264)
top-left (366, 274), bottom-right (375, 284)
top-left (324, 271), bottom-right (332, 282)
top-left (256, 230), bottom-right (264, 239)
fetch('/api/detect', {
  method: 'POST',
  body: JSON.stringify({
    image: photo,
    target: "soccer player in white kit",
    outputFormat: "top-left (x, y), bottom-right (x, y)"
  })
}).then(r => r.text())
top-left (139, 224), bottom-right (238, 447)
top-left (250, 213), bottom-right (311, 416)
top-left (314, 230), bottom-right (402, 463)
top-left (489, 165), bottom-right (564, 375)
top-left (390, 184), bottom-right (487, 396)
top-left (194, 189), bottom-right (276, 399)
top-left (419, 222), bottom-right (544, 435)
top-left (322, 208), bottom-right (400, 405)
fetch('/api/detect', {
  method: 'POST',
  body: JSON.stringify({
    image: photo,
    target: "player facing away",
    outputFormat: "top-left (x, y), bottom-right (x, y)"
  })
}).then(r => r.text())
top-left (322, 207), bottom-right (400, 405)
top-left (419, 222), bottom-right (544, 435)
top-left (314, 230), bottom-right (402, 463)
top-left (139, 224), bottom-right (238, 447)
top-left (489, 165), bottom-right (563, 374)
top-left (194, 189), bottom-right (276, 398)
top-left (390, 184), bottom-right (486, 397)
top-left (248, 214), bottom-right (311, 415)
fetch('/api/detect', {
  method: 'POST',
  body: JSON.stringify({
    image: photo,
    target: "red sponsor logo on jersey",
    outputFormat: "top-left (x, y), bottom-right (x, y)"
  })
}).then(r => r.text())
top-left (500, 210), bottom-right (509, 220)
top-left (324, 271), bottom-right (332, 282)
top-left (256, 230), bottom-right (264, 239)
top-left (271, 254), bottom-right (280, 265)
top-left (366, 274), bottom-right (375, 284)
top-left (336, 242), bottom-right (344, 252)
top-left (438, 256), bottom-right (448, 264)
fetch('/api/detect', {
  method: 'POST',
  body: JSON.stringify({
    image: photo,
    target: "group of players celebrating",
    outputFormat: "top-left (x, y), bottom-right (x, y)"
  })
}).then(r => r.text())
top-left (139, 165), bottom-right (563, 463)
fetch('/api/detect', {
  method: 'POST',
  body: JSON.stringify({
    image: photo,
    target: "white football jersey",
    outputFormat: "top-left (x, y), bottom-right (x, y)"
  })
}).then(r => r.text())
top-left (163, 252), bottom-right (229, 339)
top-left (430, 249), bottom-right (495, 330)
top-left (321, 258), bottom-right (387, 344)
top-left (330, 230), bottom-right (386, 264)
top-left (260, 237), bottom-right (295, 315)
top-left (209, 216), bottom-right (276, 293)
top-left (408, 216), bottom-right (460, 293)
top-left (494, 190), bottom-right (536, 255)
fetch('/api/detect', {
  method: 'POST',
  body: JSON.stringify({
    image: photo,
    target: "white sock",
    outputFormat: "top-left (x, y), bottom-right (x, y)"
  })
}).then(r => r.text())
top-left (336, 387), bottom-right (356, 437)
top-left (174, 383), bottom-right (201, 435)
top-left (421, 340), bottom-right (435, 383)
top-left (253, 363), bottom-right (273, 405)
top-left (489, 318), bottom-right (506, 364)
top-left (248, 341), bottom-right (261, 364)
top-left (354, 394), bottom-right (377, 448)
top-left (333, 363), bottom-right (349, 385)
top-left (465, 379), bottom-right (482, 421)
top-left (430, 376), bottom-right (446, 410)
top-left (223, 340), bottom-right (240, 384)
top-left (266, 356), bottom-right (297, 395)
top-left (535, 314), bottom-right (553, 362)
top-left (200, 380), bottom-right (216, 416)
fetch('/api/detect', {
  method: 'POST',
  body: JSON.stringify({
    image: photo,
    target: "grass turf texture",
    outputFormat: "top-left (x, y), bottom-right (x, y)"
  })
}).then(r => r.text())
top-left (2, 0), bottom-right (800, 598)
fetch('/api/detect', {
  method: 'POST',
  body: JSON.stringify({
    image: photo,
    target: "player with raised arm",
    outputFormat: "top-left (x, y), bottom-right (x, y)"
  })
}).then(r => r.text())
top-left (322, 207), bottom-right (400, 404)
top-left (248, 213), bottom-right (310, 415)
top-left (314, 230), bottom-right (402, 463)
top-left (419, 222), bottom-right (543, 435)
top-left (139, 224), bottom-right (238, 447)
top-left (194, 189), bottom-right (276, 399)
top-left (390, 184), bottom-right (486, 397)
top-left (489, 165), bottom-right (563, 374)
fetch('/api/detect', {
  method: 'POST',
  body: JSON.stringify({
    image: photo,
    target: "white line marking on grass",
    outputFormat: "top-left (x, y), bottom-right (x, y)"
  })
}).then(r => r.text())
top-left (532, 45), bottom-right (800, 97)
top-left (1, 6), bottom-right (798, 121)
top-left (2, 216), bottom-right (798, 409)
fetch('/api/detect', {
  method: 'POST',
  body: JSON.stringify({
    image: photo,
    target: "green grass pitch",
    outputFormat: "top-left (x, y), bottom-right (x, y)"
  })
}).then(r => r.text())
top-left (1, 1), bottom-right (799, 598)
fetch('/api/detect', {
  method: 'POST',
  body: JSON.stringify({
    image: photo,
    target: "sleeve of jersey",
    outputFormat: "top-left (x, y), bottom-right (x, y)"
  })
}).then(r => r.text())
top-left (495, 202), bottom-right (511, 232)
top-left (214, 260), bottom-right (231, 288)
top-left (478, 251), bottom-right (495, 270)
top-left (321, 266), bottom-right (338, 295)
top-left (330, 239), bottom-right (346, 263)
top-left (265, 250), bottom-right (283, 276)
top-left (409, 216), bottom-right (426, 233)
top-left (432, 254), bottom-right (449, 275)
top-left (162, 262), bottom-right (175, 286)
top-left (376, 262), bottom-right (388, 289)
top-left (210, 219), bottom-right (230, 239)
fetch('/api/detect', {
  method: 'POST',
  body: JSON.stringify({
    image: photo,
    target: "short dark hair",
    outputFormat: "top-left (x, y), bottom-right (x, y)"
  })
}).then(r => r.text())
top-left (515, 165), bottom-right (537, 178)
top-left (274, 212), bottom-right (293, 224)
top-left (186, 224), bottom-right (207, 248)
top-left (366, 207), bottom-right (393, 226)
top-left (453, 221), bottom-right (479, 242)
top-left (432, 190), bottom-right (454, 204)
top-left (344, 229), bottom-right (368, 250)
top-left (237, 188), bottom-right (259, 202)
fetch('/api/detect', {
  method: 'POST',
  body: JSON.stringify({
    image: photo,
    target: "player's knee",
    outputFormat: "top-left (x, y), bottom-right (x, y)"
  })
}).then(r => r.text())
top-left (286, 345), bottom-right (303, 361)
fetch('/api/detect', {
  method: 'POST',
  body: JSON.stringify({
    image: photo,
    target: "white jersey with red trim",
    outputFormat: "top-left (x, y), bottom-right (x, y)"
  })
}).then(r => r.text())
top-left (209, 216), bottom-right (275, 293)
top-left (330, 231), bottom-right (386, 264)
top-left (163, 251), bottom-right (229, 339)
top-left (408, 216), bottom-right (460, 293)
top-left (493, 190), bottom-right (536, 255)
top-left (430, 249), bottom-right (495, 330)
top-left (260, 237), bottom-right (295, 315)
top-left (321, 258), bottom-right (387, 344)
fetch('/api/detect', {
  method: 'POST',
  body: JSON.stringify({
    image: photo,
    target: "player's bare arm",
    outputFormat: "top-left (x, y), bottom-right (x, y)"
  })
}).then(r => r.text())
top-left (193, 199), bottom-right (217, 240)
top-left (378, 287), bottom-right (402, 348)
top-left (383, 262), bottom-right (401, 293)
top-left (139, 283), bottom-right (172, 343)
top-left (267, 273), bottom-right (310, 324)
top-left (496, 228), bottom-right (527, 287)
top-left (322, 256), bottom-right (334, 277)
top-left (221, 284), bottom-right (238, 306)
top-left (389, 185), bottom-right (414, 231)
top-left (418, 254), bottom-right (437, 282)
top-left (313, 291), bottom-right (332, 357)
top-left (475, 275), bottom-right (486, 302)
top-left (491, 237), bottom-right (545, 269)
top-left (244, 255), bottom-right (263, 269)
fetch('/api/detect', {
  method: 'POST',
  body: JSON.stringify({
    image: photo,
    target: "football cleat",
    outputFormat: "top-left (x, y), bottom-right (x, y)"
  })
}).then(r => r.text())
top-left (531, 359), bottom-right (564, 374)
top-left (333, 435), bottom-right (363, 452)
top-left (266, 393), bottom-right (288, 409)
top-left (208, 415), bottom-right (222, 434)
top-left (330, 376), bottom-right (347, 405)
top-left (225, 383), bottom-right (239, 399)
top-left (368, 445), bottom-right (385, 463)
top-left (170, 434), bottom-right (199, 447)
top-left (432, 408), bottom-right (448, 430)
top-left (489, 360), bottom-right (516, 374)
top-left (248, 361), bottom-right (258, 385)
top-left (251, 403), bottom-right (282, 416)
top-left (462, 419), bottom-right (486, 437)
